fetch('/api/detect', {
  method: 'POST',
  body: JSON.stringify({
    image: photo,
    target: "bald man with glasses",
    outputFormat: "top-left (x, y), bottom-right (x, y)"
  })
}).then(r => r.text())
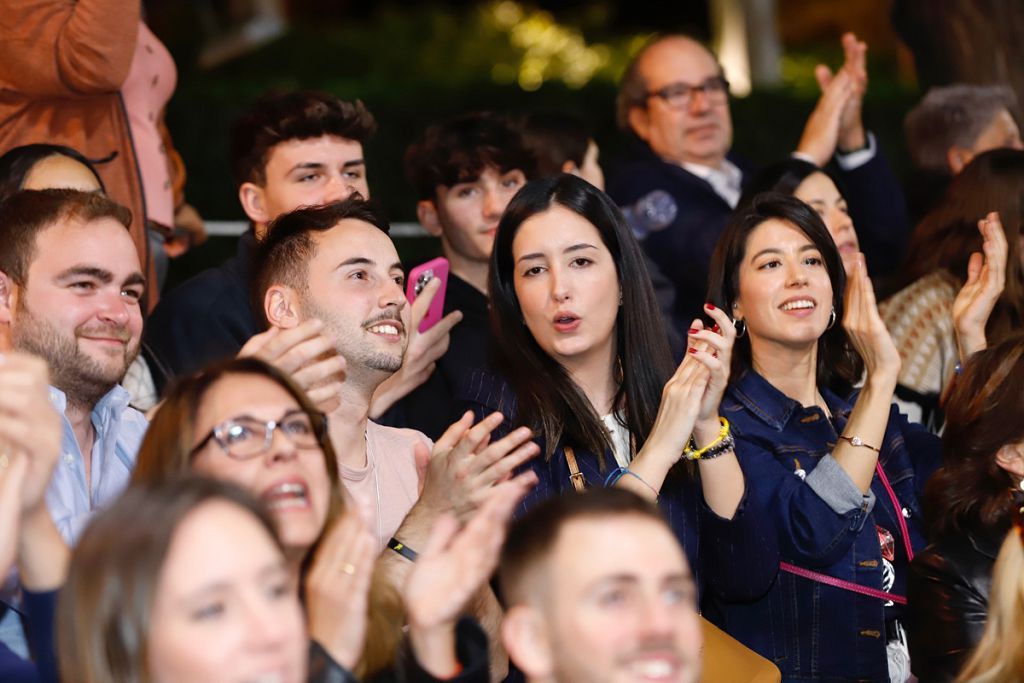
top-left (608, 33), bottom-right (910, 337)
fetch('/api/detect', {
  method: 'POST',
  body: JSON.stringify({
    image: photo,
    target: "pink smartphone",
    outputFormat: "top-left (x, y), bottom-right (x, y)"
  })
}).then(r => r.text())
top-left (406, 257), bottom-right (450, 333)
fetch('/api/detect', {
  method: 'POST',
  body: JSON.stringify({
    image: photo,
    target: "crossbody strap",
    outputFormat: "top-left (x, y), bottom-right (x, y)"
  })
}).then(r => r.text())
top-left (564, 446), bottom-right (586, 492)
top-left (778, 461), bottom-right (916, 605)
top-left (780, 562), bottom-right (908, 605)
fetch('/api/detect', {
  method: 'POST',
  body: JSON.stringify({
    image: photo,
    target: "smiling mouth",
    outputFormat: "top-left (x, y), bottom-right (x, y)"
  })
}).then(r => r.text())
top-left (780, 299), bottom-right (816, 311)
top-left (262, 482), bottom-right (310, 511)
top-left (625, 656), bottom-right (682, 680)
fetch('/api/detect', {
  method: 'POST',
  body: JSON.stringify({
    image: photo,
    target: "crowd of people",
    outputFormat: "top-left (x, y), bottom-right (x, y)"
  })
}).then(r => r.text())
top-left (1, 4), bottom-right (1024, 682)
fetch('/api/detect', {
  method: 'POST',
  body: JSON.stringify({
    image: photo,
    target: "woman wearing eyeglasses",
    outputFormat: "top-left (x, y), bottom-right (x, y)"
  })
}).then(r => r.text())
top-left (134, 357), bottom-right (502, 682)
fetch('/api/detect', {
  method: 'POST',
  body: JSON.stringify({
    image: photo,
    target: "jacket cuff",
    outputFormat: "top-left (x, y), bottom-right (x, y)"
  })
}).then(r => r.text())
top-left (834, 132), bottom-right (877, 171)
top-left (804, 455), bottom-right (876, 516)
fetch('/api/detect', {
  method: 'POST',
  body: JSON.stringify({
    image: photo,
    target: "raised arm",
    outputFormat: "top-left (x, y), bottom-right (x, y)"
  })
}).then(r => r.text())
top-left (828, 253), bottom-right (901, 493)
top-left (626, 304), bottom-right (745, 519)
top-left (952, 212), bottom-right (1007, 363)
top-left (0, 0), bottom-right (141, 96)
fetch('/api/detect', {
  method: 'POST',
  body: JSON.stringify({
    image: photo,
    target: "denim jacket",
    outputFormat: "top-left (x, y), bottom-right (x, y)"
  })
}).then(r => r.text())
top-left (459, 370), bottom-right (779, 605)
top-left (716, 368), bottom-right (941, 682)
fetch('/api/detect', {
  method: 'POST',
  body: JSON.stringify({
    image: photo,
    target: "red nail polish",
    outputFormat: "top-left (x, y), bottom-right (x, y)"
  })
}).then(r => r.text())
top-left (688, 328), bottom-right (698, 334)
top-left (705, 302), bottom-right (716, 310)
top-left (712, 324), bottom-right (720, 332)
top-left (688, 347), bottom-right (697, 354)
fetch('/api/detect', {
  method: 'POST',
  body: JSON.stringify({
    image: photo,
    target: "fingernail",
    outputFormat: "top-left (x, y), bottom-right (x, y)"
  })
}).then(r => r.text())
top-left (688, 328), bottom-right (698, 334)
top-left (705, 303), bottom-right (716, 310)
top-left (712, 324), bottom-right (720, 332)
top-left (688, 347), bottom-right (697, 354)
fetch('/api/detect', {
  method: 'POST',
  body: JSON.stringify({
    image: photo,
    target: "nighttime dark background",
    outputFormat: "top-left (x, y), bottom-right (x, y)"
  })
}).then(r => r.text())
top-left (144, 0), bottom-right (1013, 286)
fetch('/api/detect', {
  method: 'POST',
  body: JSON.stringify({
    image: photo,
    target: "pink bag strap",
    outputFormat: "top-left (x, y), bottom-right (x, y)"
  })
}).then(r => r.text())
top-left (874, 462), bottom-right (915, 562)
top-left (779, 562), bottom-right (908, 605)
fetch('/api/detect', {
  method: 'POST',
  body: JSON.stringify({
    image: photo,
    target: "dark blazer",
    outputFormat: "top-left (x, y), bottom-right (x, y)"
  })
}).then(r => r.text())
top-left (0, 590), bottom-right (58, 683)
top-left (607, 139), bottom-right (911, 334)
top-left (906, 528), bottom-right (1004, 683)
top-left (143, 231), bottom-right (261, 392)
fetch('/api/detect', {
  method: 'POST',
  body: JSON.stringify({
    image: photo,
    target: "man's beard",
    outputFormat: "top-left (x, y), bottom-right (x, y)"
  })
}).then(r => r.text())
top-left (303, 297), bottom-right (406, 375)
top-left (13, 305), bottom-right (138, 408)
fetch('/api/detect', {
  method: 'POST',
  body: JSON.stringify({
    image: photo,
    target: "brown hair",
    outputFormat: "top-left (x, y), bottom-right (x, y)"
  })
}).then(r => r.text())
top-left (0, 188), bottom-right (132, 285)
top-left (887, 148), bottom-right (1024, 344)
top-left (404, 111), bottom-right (535, 202)
top-left (133, 356), bottom-right (401, 676)
top-left (498, 487), bottom-right (668, 606)
top-left (251, 197), bottom-right (391, 328)
top-left (925, 334), bottom-right (1024, 538)
top-left (230, 91), bottom-right (377, 188)
top-left (58, 475), bottom-right (282, 683)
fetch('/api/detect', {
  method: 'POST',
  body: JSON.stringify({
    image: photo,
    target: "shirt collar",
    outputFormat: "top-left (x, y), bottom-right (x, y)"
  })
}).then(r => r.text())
top-left (725, 367), bottom-right (846, 431)
top-left (48, 384), bottom-right (132, 421)
top-left (680, 158), bottom-right (742, 184)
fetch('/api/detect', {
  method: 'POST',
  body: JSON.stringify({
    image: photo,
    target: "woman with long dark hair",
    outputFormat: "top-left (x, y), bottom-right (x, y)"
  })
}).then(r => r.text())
top-left (705, 192), bottom-right (941, 682)
top-left (906, 335), bottom-right (1024, 682)
top-left (462, 173), bottom-right (777, 604)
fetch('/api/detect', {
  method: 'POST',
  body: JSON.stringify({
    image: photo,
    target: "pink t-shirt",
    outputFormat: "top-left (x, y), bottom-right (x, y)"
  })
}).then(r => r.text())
top-left (340, 421), bottom-right (431, 553)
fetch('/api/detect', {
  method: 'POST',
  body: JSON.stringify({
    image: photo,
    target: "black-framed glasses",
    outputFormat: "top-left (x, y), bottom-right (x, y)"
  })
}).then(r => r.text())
top-left (645, 75), bottom-right (730, 110)
top-left (191, 409), bottom-right (327, 460)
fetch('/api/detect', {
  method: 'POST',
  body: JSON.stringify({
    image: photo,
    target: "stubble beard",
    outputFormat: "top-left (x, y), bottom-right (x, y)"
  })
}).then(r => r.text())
top-left (303, 298), bottom-right (406, 382)
top-left (12, 306), bottom-right (138, 409)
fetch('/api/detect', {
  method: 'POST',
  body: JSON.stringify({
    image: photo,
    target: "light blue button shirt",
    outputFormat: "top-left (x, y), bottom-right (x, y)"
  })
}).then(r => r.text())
top-left (0, 383), bottom-right (147, 658)
top-left (44, 384), bottom-right (147, 544)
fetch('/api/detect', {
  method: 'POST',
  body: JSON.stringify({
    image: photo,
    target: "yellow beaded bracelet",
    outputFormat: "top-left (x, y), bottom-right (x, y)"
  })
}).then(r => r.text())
top-left (682, 417), bottom-right (731, 461)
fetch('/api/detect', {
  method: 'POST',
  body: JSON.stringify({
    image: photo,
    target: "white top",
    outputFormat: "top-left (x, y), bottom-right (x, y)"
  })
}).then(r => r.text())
top-left (601, 412), bottom-right (633, 468)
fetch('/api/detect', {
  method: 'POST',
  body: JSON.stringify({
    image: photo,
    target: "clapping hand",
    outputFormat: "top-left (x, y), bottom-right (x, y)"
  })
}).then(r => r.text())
top-left (842, 253), bottom-right (900, 384)
top-left (953, 212), bottom-right (1007, 361)
top-left (238, 319), bottom-right (347, 413)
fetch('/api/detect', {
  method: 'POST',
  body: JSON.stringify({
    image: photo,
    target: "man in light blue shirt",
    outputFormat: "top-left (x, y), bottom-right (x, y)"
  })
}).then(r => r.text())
top-left (0, 189), bottom-right (148, 657)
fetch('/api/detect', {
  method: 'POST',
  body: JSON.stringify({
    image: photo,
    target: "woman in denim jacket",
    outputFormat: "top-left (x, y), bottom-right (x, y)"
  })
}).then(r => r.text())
top-left (706, 193), bottom-right (942, 682)
top-left (461, 174), bottom-right (779, 606)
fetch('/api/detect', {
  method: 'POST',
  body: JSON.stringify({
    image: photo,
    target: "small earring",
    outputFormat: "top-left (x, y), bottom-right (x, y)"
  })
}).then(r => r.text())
top-left (619, 292), bottom-right (624, 307)
top-left (732, 318), bottom-right (746, 338)
top-left (826, 307), bottom-right (837, 330)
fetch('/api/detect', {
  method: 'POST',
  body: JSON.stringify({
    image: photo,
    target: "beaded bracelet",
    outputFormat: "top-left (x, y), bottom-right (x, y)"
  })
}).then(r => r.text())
top-left (682, 417), bottom-right (733, 461)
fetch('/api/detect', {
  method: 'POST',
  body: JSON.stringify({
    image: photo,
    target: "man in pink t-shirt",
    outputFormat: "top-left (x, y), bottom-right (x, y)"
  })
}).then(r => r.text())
top-left (251, 197), bottom-right (539, 551)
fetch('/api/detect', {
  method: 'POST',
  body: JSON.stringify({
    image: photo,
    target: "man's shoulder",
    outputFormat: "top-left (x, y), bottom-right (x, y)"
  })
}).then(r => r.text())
top-left (366, 420), bottom-right (433, 451)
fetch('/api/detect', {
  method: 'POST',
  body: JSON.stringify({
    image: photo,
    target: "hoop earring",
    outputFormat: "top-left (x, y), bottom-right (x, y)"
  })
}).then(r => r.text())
top-left (732, 318), bottom-right (746, 338)
top-left (826, 307), bottom-right (837, 330)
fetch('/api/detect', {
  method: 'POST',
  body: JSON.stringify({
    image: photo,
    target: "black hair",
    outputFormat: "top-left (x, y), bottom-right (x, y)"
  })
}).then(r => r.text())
top-left (706, 192), bottom-right (862, 392)
top-left (404, 112), bottom-right (536, 201)
top-left (0, 144), bottom-right (106, 200)
top-left (521, 111), bottom-right (591, 177)
top-left (251, 196), bottom-right (391, 327)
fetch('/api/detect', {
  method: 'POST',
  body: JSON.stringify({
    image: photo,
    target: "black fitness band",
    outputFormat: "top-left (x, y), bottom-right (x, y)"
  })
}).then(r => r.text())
top-left (387, 536), bottom-right (419, 562)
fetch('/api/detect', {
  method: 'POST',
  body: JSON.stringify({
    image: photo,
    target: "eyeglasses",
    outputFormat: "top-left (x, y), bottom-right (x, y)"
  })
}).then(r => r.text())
top-left (645, 76), bottom-right (730, 110)
top-left (191, 410), bottom-right (327, 460)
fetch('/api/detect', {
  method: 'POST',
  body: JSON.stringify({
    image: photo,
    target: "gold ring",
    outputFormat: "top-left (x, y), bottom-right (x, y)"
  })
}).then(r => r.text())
top-left (342, 562), bottom-right (356, 576)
